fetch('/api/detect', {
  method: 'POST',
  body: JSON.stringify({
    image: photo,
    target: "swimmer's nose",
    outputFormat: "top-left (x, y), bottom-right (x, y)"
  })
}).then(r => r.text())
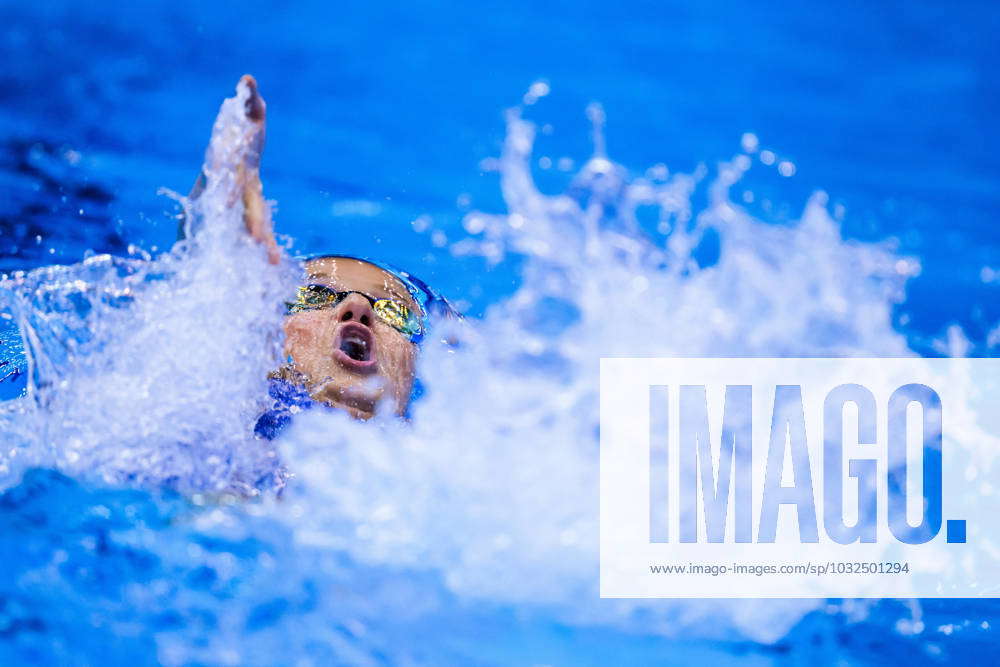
top-left (335, 293), bottom-right (375, 329)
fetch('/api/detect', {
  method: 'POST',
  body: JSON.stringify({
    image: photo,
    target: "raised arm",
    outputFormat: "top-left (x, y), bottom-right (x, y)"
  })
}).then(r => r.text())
top-left (185, 75), bottom-right (280, 264)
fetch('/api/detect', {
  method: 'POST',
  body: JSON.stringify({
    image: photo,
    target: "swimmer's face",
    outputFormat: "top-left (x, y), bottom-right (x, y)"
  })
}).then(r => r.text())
top-left (282, 257), bottom-right (420, 419)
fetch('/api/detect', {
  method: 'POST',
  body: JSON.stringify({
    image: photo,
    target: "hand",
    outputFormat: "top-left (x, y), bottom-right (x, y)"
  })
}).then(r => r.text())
top-left (188, 75), bottom-right (281, 264)
top-left (235, 75), bottom-right (280, 265)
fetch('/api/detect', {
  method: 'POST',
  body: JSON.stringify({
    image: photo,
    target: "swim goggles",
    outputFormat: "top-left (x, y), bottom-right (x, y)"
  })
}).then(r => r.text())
top-left (285, 284), bottom-right (423, 341)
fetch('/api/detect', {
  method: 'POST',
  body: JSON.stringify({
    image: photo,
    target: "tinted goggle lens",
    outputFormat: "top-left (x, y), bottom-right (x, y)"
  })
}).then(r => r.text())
top-left (292, 284), bottom-right (338, 308)
top-left (286, 285), bottom-right (422, 339)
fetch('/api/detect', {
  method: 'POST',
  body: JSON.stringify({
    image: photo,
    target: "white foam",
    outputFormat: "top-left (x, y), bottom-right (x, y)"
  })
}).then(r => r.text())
top-left (275, 108), bottom-right (917, 642)
top-left (0, 80), bottom-right (296, 492)
top-left (0, 92), bottom-right (938, 643)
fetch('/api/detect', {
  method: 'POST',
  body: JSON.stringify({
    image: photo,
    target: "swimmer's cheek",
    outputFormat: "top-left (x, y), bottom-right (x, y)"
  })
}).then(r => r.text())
top-left (283, 318), bottom-right (316, 361)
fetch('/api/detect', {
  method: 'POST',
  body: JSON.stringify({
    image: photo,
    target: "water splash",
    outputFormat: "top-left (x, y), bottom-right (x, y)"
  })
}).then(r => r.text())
top-left (2, 90), bottom-right (982, 663)
top-left (0, 80), bottom-right (295, 493)
top-left (273, 102), bottom-right (922, 645)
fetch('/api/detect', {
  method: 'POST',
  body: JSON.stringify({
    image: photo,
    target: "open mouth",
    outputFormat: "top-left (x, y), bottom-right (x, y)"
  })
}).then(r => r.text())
top-left (333, 321), bottom-right (377, 372)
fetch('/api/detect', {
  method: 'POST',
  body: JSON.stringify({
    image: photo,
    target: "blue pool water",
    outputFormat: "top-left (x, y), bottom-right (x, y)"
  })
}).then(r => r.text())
top-left (0, 1), bottom-right (998, 664)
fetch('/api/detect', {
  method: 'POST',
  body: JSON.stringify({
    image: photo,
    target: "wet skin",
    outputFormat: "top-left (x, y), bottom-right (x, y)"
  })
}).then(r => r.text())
top-left (203, 78), bottom-right (420, 419)
top-left (281, 257), bottom-right (420, 419)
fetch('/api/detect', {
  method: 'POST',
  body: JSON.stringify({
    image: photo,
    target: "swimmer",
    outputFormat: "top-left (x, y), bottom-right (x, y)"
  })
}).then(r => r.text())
top-left (192, 76), bottom-right (457, 432)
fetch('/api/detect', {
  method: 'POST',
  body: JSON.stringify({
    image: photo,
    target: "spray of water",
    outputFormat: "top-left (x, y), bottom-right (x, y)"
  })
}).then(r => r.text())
top-left (0, 80), bottom-right (295, 493)
top-left (271, 101), bottom-right (923, 643)
top-left (0, 83), bottom-right (968, 660)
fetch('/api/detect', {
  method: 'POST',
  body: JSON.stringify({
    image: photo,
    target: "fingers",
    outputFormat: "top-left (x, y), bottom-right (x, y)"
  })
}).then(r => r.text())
top-left (240, 74), bottom-right (266, 123)
top-left (187, 75), bottom-right (280, 263)
top-left (236, 75), bottom-right (266, 174)
top-left (235, 76), bottom-right (280, 265)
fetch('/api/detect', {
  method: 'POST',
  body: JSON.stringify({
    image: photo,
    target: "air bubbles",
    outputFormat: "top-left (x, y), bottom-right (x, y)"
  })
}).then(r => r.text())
top-left (895, 259), bottom-right (920, 276)
top-left (538, 156), bottom-right (552, 169)
top-left (512, 134), bottom-right (532, 154)
top-left (777, 160), bottom-right (796, 177)
top-left (478, 157), bottom-right (500, 172)
top-left (753, 147), bottom-right (795, 177)
top-left (463, 214), bottom-right (486, 234)
top-left (646, 163), bottom-right (668, 181)
top-left (556, 157), bottom-right (574, 172)
top-left (587, 156), bottom-right (613, 175)
top-left (411, 215), bottom-right (431, 233)
top-left (585, 101), bottom-right (605, 126)
top-left (480, 242), bottom-right (501, 264)
top-left (896, 618), bottom-right (926, 635)
top-left (938, 624), bottom-right (957, 636)
top-left (523, 80), bottom-right (551, 106)
top-left (586, 102), bottom-right (607, 157)
top-left (330, 200), bottom-right (381, 217)
top-left (741, 132), bottom-right (759, 153)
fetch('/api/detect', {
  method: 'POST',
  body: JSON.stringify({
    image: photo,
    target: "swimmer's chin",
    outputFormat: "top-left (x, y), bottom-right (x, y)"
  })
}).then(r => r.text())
top-left (327, 399), bottom-right (376, 421)
top-left (310, 380), bottom-right (382, 420)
